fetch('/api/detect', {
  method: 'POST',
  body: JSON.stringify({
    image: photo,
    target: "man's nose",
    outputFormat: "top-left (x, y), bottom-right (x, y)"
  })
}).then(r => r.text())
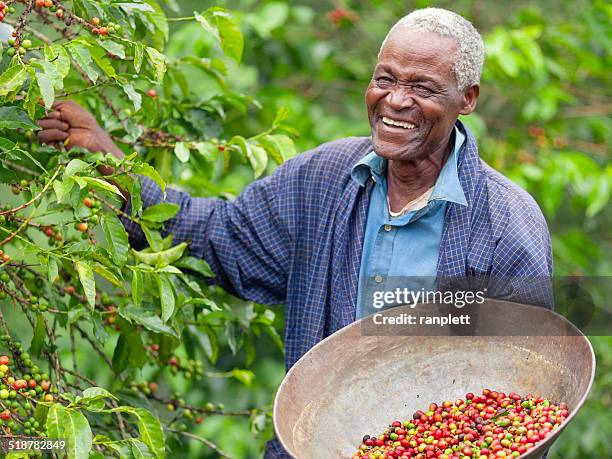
top-left (386, 87), bottom-right (415, 110)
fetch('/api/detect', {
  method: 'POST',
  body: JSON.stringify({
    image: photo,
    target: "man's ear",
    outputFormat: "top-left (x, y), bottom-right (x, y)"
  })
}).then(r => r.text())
top-left (459, 85), bottom-right (479, 115)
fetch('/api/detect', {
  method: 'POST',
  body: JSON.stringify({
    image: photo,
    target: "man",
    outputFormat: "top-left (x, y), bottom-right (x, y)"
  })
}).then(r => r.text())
top-left (39, 8), bottom-right (552, 457)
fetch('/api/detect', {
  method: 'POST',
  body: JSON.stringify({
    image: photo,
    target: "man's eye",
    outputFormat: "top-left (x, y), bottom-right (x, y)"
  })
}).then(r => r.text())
top-left (413, 85), bottom-right (433, 94)
top-left (376, 77), bottom-right (394, 87)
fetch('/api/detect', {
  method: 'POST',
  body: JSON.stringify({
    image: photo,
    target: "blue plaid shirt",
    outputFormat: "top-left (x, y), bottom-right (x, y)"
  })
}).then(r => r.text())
top-left (121, 121), bottom-right (553, 458)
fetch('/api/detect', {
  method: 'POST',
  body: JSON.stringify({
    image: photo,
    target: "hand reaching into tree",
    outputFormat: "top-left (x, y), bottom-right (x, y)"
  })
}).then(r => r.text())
top-left (38, 100), bottom-right (125, 175)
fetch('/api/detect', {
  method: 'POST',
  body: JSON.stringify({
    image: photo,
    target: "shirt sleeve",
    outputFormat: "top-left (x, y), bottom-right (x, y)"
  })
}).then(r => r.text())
top-left (489, 204), bottom-right (554, 309)
top-left (120, 172), bottom-right (292, 305)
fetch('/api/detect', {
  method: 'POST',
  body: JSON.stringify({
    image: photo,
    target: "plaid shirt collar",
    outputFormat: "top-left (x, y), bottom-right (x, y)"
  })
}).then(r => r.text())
top-left (350, 124), bottom-right (468, 207)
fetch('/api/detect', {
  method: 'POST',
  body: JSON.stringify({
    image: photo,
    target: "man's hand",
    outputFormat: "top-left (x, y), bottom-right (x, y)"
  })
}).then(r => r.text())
top-left (39, 100), bottom-right (130, 201)
top-left (38, 100), bottom-right (125, 173)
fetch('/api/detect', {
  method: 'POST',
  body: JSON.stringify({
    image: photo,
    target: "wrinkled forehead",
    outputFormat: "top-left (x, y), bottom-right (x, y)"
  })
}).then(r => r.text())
top-left (379, 28), bottom-right (459, 62)
top-left (376, 29), bottom-right (459, 81)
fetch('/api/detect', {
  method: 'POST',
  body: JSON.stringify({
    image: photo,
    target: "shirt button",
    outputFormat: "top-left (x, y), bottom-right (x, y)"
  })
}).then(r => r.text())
top-left (374, 275), bottom-right (384, 283)
top-left (384, 224), bottom-right (392, 231)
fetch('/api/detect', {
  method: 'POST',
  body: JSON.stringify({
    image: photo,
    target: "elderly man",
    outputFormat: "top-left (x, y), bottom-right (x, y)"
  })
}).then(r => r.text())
top-left (39, 7), bottom-right (552, 457)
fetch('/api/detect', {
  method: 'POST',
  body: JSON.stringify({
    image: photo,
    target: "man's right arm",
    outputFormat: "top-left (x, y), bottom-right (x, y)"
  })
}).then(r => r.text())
top-left (38, 100), bottom-right (292, 305)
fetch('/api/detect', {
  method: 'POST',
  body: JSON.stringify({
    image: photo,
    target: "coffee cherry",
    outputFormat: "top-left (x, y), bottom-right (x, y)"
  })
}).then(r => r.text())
top-left (148, 382), bottom-right (158, 393)
top-left (168, 356), bottom-right (178, 366)
top-left (6, 47), bottom-right (15, 57)
top-left (0, 355), bottom-right (9, 365)
top-left (22, 39), bottom-right (32, 49)
top-left (91, 17), bottom-right (100, 26)
top-left (146, 89), bottom-right (157, 98)
top-left (40, 381), bottom-right (50, 391)
top-left (92, 27), bottom-right (99, 35)
top-left (43, 394), bottom-right (53, 402)
top-left (65, 285), bottom-right (75, 295)
top-left (0, 389), bottom-right (8, 399)
top-left (0, 411), bottom-right (10, 421)
top-left (99, 27), bottom-right (108, 36)
top-left (83, 197), bottom-right (92, 208)
top-left (76, 222), bottom-right (88, 232)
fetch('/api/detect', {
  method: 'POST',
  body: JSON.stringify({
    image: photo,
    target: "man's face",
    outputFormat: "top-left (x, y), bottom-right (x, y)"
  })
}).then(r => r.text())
top-left (366, 29), bottom-right (478, 162)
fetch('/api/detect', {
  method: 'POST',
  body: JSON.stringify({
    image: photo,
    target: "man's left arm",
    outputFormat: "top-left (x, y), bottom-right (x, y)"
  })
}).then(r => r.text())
top-left (489, 198), bottom-right (554, 309)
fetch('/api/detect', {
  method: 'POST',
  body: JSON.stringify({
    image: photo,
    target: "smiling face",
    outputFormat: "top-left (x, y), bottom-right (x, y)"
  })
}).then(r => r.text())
top-left (366, 29), bottom-right (479, 162)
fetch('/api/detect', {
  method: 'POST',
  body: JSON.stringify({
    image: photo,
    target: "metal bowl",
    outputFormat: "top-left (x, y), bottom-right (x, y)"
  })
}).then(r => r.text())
top-left (273, 300), bottom-right (596, 458)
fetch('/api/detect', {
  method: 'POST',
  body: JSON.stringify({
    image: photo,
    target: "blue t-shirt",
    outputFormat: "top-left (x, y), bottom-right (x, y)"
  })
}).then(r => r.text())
top-left (351, 126), bottom-right (467, 318)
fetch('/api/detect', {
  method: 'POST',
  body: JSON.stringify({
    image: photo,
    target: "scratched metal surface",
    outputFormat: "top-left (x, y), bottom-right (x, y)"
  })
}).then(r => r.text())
top-left (273, 300), bottom-right (596, 458)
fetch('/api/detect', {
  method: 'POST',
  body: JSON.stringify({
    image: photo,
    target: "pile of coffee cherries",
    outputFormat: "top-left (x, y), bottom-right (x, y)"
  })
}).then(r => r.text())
top-left (352, 389), bottom-right (569, 458)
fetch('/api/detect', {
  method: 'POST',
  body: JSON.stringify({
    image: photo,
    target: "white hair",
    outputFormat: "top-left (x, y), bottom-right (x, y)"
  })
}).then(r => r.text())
top-left (379, 8), bottom-right (484, 91)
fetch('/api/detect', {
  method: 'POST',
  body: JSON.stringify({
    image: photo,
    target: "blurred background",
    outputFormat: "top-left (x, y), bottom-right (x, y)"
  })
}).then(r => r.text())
top-left (4, 0), bottom-right (610, 457)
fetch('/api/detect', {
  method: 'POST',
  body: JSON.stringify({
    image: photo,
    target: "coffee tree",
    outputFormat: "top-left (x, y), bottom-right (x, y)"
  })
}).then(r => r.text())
top-left (0, 1), bottom-right (294, 457)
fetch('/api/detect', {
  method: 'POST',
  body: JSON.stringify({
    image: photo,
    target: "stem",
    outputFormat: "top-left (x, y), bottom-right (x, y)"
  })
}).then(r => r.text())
top-left (0, 168), bottom-right (61, 216)
top-left (169, 430), bottom-right (234, 459)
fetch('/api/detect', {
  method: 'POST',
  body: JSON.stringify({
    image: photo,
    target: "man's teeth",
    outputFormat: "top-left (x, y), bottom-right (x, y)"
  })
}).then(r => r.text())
top-left (381, 116), bottom-right (415, 129)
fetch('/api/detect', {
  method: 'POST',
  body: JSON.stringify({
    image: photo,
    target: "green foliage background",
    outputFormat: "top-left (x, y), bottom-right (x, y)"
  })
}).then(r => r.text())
top-left (0, 0), bottom-right (609, 458)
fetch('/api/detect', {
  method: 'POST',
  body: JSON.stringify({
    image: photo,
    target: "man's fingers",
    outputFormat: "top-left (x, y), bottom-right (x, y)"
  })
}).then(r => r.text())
top-left (38, 129), bottom-right (69, 144)
top-left (44, 110), bottom-right (63, 120)
top-left (38, 119), bottom-right (69, 131)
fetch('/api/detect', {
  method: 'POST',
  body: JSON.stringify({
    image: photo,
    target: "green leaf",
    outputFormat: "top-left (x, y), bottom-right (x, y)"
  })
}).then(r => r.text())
top-left (47, 256), bottom-right (59, 283)
top-left (156, 274), bottom-right (175, 322)
top-left (0, 65), bottom-right (27, 96)
top-left (231, 136), bottom-right (267, 177)
top-left (131, 242), bottom-right (188, 267)
top-left (76, 387), bottom-right (118, 411)
top-left (232, 368), bottom-right (255, 386)
top-left (24, 69), bottom-right (41, 119)
top-left (46, 404), bottom-right (93, 459)
top-left (111, 334), bottom-right (130, 374)
top-left (35, 70), bottom-right (55, 110)
top-left (132, 163), bottom-right (166, 195)
top-left (174, 256), bottom-right (214, 277)
top-left (45, 44), bottom-right (71, 79)
top-left (141, 225), bottom-right (164, 252)
top-left (194, 142), bottom-right (217, 162)
top-left (122, 83), bottom-right (142, 112)
top-left (197, 8), bottom-right (244, 63)
top-left (258, 134), bottom-right (296, 163)
top-left (53, 180), bottom-right (75, 203)
top-left (98, 40), bottom-right (126, 59)
top-left (133, 43), bottom-right (144, 73)
top-left (225, 321), bottom-right (238, 355)
top-left (145, 47), bottom-right (166, 82)
top-left (79, 177), bottom-right (122, 196)
top-left (0, 106), bottom-right (38, 130)
top-left (29, 314), bottom-right (46, 358)
top-left (131, 269), bottom-right (143, 307)
top-left (67, 42), bottom-right (99, 83)
top-left (141, 203), bottom-right (180, 223)
top-left (188, 324), bottom-right (218, 364)
top-left (174, 141), bottom-right (190, 163)
top-left (91, 45), bottom-right (117, 79)
top-left (111, 407), bottom-right (164, 458)
top-left (64, 158), bottom-right (91, 178)
top-left (586, 174), bottom-right (609, 218)
top-left (75, 261), bottom-right (96, 308)
top-left (102, 213), bottom-right (129, 266)
top-left (111, 329), bottom-right (146, 374)
top-left (120, 306), bottom-right (178, 337)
